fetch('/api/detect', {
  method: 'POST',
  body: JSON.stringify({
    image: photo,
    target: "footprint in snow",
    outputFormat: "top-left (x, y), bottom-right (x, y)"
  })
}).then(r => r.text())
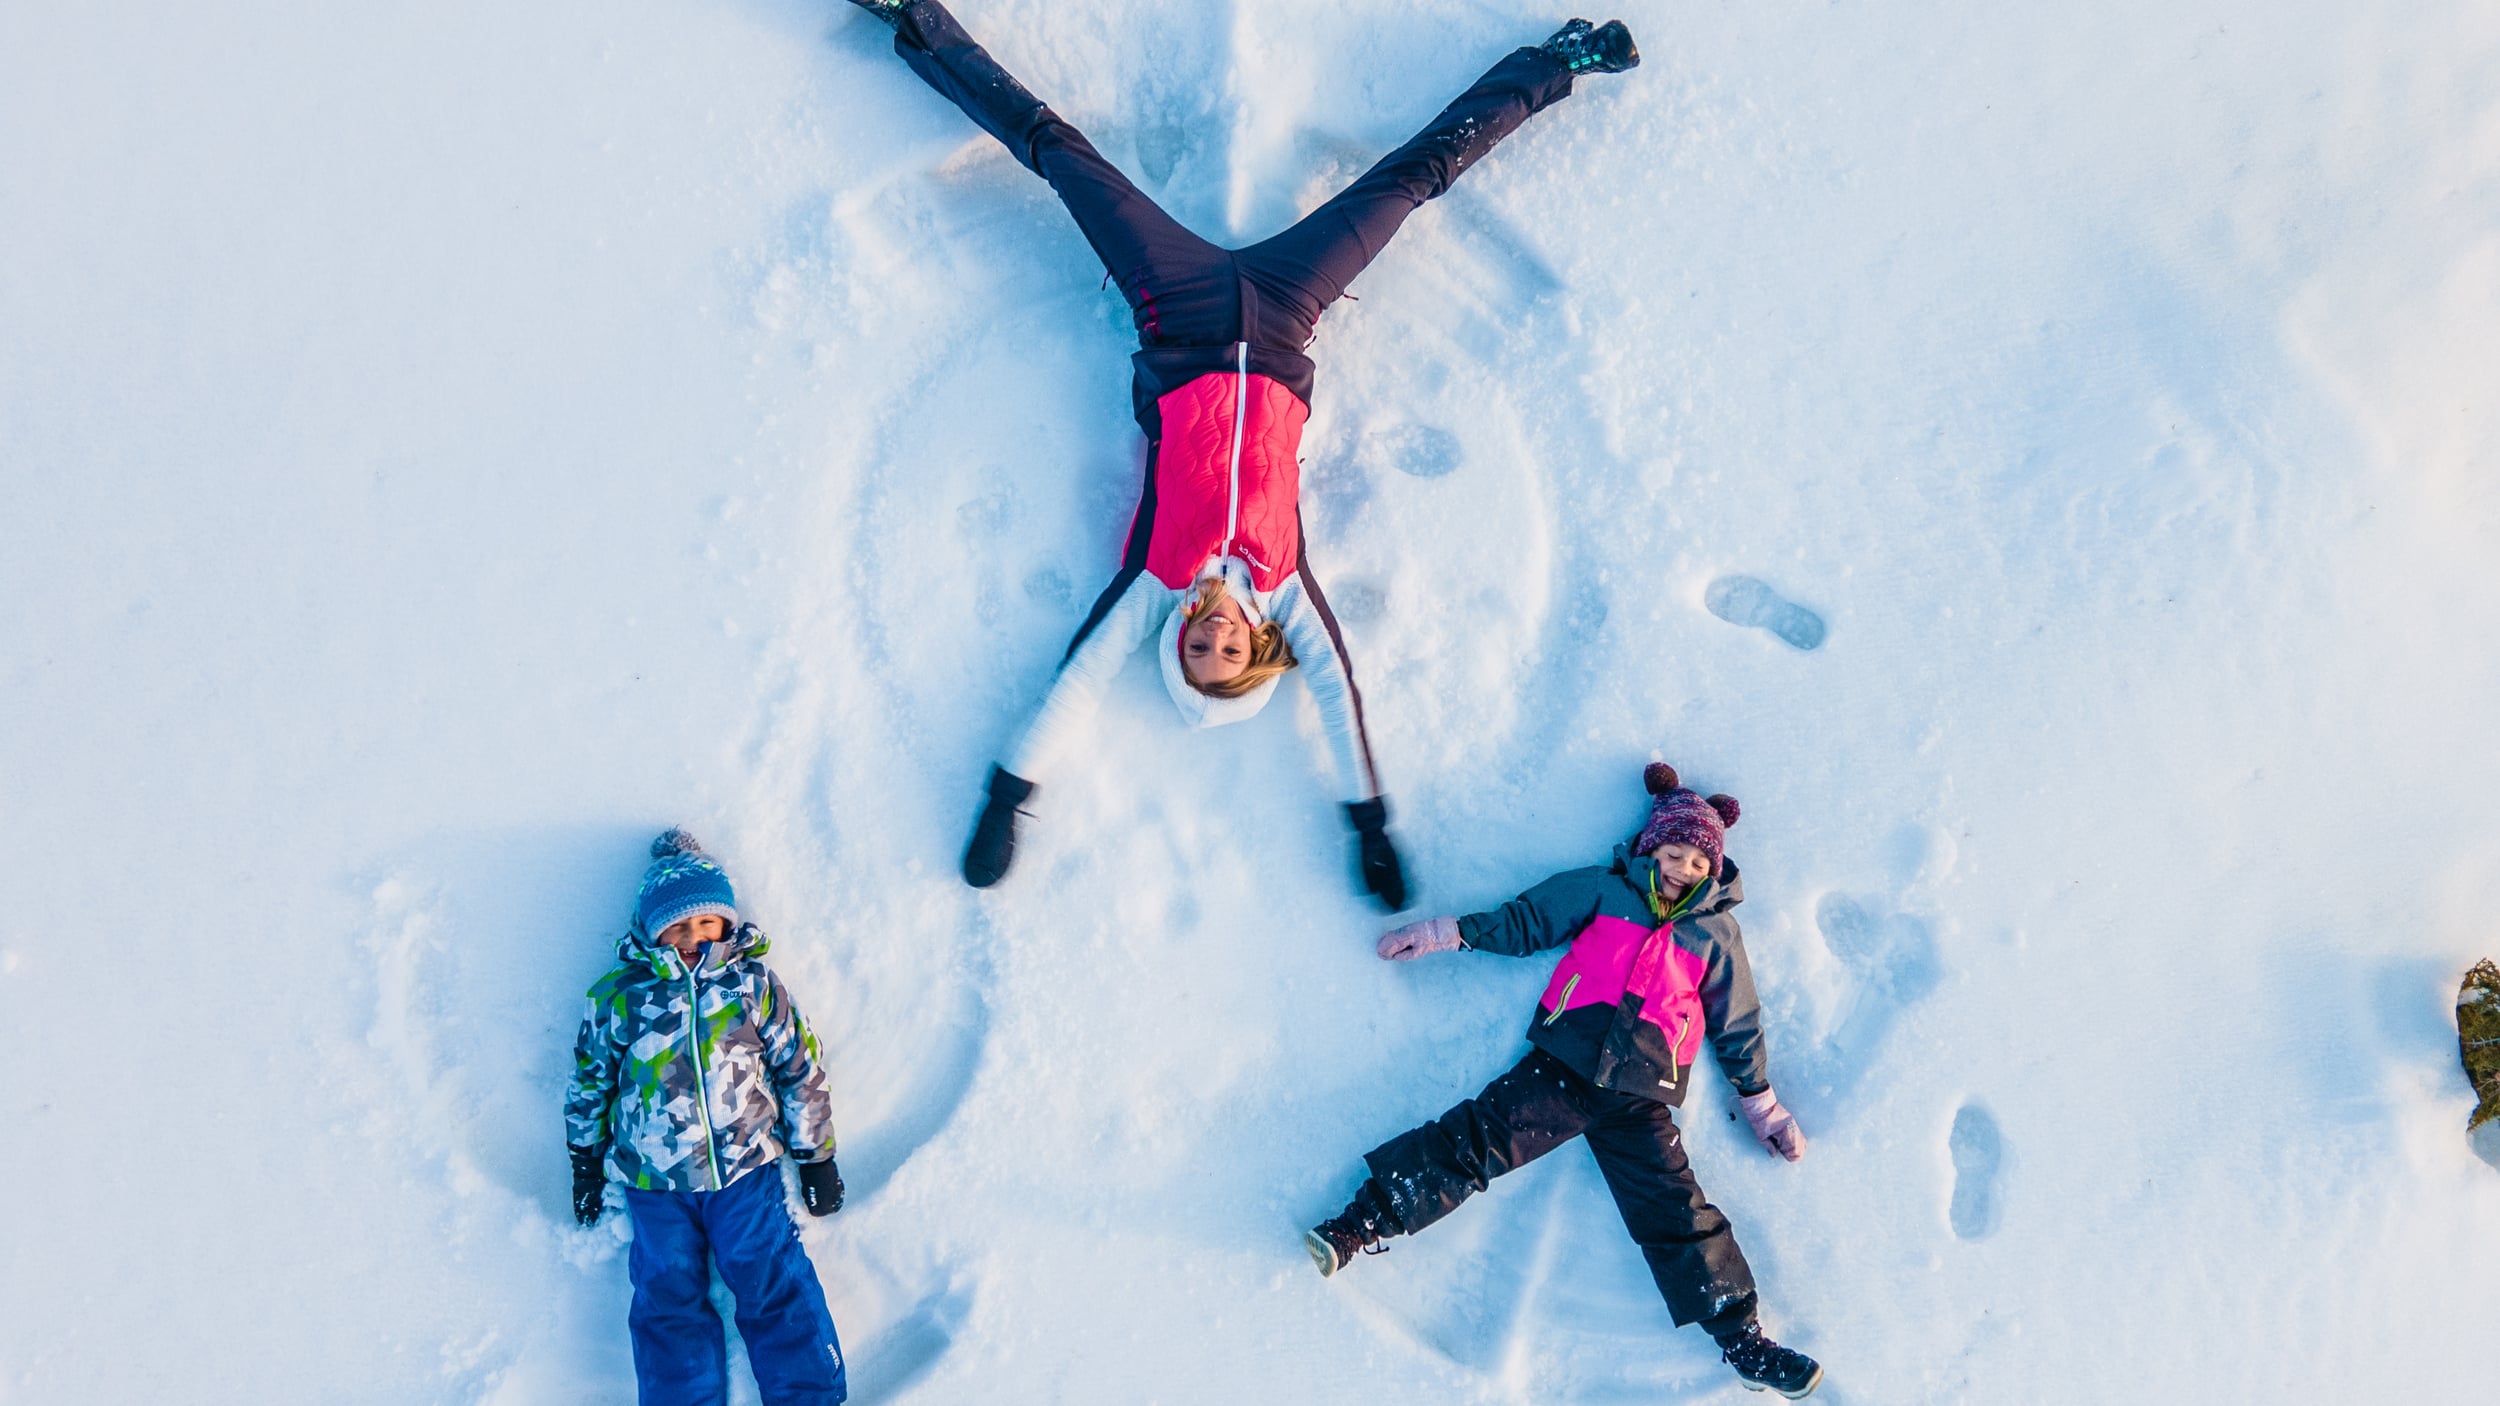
top-left (1323, 577), bottom-right (1386, 625)
top-left (845, 1283), bottom-right (973, 1404)
top-left (1022, 566), bottom-right (1072, 609)
top-left (1362, 422), bottom-right (1465, 480)
top-left (1134, 113), bottom-right (1194, 189)
top-left (1316, 422), bottom-right (1464, 516)
top-left (1795, 892), bottom-right (1943, 1112)
top-left (1947, 1103), bottom-right (2005, 1241)
top-left (1703, 575), bottom-right (1827, 651)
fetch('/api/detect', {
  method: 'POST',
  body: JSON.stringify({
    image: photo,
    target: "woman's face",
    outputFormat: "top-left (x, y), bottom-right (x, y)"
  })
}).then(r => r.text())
top-left (1183, 594), bottom-right (1253, 685)
top-left (1651, 842), bottom-right (1713, 894)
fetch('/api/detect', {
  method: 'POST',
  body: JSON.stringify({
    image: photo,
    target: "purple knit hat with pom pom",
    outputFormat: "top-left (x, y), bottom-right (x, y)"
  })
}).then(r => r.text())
top-left (1632, 762), bottom-right (1741, 875)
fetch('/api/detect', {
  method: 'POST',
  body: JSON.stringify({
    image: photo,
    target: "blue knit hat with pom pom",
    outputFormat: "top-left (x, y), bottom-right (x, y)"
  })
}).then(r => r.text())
top-left (1632, 763), bottom-right (1741, 876)
top-left (636, 829), bottom-right (738, 936)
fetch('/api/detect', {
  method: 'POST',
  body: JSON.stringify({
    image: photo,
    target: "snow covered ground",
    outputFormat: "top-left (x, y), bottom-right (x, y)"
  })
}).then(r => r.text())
top-left (6, 0), bottom-right (2499, 1401)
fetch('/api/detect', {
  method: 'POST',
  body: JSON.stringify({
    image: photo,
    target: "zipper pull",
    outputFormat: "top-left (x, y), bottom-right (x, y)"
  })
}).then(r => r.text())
top-left (1544, 972), bottom-right (1582, 1025)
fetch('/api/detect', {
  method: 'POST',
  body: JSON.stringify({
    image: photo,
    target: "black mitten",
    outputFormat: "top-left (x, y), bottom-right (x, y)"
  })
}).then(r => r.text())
top-left (962, 766), bottom-right (1037, 889)
top-left (796, 1157), bottom-right (846, 1217)
top-left (1344, 797), bottom-right (1410, 912)
top-left (569, 1144), bottom-right (607, 1227)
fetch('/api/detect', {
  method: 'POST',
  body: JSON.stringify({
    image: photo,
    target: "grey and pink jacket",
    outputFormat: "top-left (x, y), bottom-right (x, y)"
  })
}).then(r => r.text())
top-left (1455, 848), bottom-right (1770, 1107)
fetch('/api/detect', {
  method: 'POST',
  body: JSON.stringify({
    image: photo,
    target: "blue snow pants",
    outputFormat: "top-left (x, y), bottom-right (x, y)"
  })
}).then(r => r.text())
top-left (622, 1164), bottom-right (847, 1406)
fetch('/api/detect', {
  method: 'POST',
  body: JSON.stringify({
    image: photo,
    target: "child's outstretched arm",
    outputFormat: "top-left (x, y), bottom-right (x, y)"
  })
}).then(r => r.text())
top-left (1697, 929), bottom-right (1769, 1095)
top-left (563, 986), bottom-right (625, 1224)
top-left (1448, 867), bottom-right (1614, 958)
top-left (754, 969), bottom-right (841, 1208)
top-left (1698, 926), bottom-right (1805, 1161)
top-left (1375, 868), bottom-right (1614, 959)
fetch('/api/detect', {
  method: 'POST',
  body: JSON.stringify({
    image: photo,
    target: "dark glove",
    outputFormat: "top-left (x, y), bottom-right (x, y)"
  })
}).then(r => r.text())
top-left (569, 1144), bottom-right (607, 1227)
top-left (1343, 797), bottom-right (1410, 912)
top-left (796, 1157), bottom-right (846, 1217)
top-left (962, 765), bottom-right (1037, 889)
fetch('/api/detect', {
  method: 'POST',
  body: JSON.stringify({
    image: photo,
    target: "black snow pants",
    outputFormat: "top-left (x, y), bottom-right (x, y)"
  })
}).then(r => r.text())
top-left (1364, 1050), bottom-right (1762, 1336)
top-left (885, 0), bottom-right (1578, 376)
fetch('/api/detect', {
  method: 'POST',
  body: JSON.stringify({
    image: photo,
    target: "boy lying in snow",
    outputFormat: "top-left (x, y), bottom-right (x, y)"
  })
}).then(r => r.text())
top-left (1307, 764), bottom-right (1824, 1399)
top-left (565, 830), bottom-right (849, 1406)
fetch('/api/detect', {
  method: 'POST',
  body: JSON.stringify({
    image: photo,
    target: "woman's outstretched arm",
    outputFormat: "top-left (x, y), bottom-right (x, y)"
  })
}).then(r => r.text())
top-left (1269, 582), bottom-right (1375, 806)
top-left (965, 572), bottom-right (1169, 888)
top-left (1003, 572), bottom-right (1168, 785)
top-left (1271, 579), bottom-right (1409, 910)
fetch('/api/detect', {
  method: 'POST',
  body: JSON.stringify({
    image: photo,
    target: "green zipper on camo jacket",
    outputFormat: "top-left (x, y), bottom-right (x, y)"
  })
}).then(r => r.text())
top-left (680, 957), bottom-right (727, 1190)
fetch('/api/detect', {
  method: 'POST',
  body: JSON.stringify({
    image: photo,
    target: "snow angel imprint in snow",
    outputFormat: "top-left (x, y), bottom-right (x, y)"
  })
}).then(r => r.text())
top-left (847, 0), bottom-right (1633, 911)
top-left (1313, 760), bottom-right (1824, 1399)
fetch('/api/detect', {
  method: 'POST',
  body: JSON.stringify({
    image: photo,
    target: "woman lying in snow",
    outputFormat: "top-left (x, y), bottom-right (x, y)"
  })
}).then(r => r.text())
top-left (1306, 764), bottom-right (1826, 1399)
top-left (843, 0), bottom-right (1641, 908)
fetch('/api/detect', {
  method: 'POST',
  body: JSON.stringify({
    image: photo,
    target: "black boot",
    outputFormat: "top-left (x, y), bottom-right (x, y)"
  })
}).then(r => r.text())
top-left (1304, 1180), bottom-right (1402, 1277)
top-left (1718, 1323), bottom-right (1823, 1399)
top-left (961, 765), bottom-right (1036, 888)
top-left (1539, 18), bottom-right (1641, 75)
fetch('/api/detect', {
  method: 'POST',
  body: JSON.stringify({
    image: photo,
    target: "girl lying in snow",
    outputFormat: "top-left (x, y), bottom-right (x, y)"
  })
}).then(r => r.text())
top-left (843, 0), bottom-right (1640, 909)
top-left (1307, 764), bottom-right (1825, 1399)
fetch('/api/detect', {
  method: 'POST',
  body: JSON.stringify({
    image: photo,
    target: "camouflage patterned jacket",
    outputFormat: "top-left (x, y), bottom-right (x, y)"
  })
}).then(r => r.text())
top-left (564, 922), bottom-right (836, 1192)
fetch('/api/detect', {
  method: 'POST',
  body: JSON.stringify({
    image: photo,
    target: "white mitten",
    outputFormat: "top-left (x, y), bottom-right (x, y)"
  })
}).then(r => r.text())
top-left (1376, 915), bottom-right (1464, 961)
top-left (1739, 1088), bottom-right (1806, 1162)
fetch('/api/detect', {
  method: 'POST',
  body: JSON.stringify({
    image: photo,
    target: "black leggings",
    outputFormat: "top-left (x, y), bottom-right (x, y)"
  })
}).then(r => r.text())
top-left (888, 0), bottom-right (1577, 355)
top-left (1364, 1050), bottom-right (1761, 1335)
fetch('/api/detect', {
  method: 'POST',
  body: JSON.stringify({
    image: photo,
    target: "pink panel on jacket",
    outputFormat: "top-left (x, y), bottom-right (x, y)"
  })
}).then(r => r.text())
top-left (1539, 913), bottom-right (1710, 1064)
top-left (1143, 371), bottom-right (1309, 592)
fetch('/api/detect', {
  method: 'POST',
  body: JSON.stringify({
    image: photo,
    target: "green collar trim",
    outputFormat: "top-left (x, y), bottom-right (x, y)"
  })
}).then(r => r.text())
top-left (1643, 865), bottom-right (1705, 925)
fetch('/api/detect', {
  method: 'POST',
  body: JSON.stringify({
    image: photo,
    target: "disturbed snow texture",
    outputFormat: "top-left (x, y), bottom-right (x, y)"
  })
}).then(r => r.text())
top-left (6, 0), bottom-right (2500, 1402)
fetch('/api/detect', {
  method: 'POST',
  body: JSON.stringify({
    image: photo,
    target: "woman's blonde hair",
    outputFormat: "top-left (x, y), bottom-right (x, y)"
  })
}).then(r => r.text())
top-left (1181, 577), bottom-right (1297, 698)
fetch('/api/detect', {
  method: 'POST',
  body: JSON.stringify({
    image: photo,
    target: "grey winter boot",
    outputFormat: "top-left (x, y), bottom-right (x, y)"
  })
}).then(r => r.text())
top-left (1304, 1181), bottom-right (1402, 1277)
top-left (1718, 1324), bottom-right (1823, 1398)
top-left (1539, 18), bottom-right (1640, 75)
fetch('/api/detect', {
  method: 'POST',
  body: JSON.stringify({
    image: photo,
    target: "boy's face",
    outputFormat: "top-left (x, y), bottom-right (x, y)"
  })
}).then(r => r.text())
top-left (1651, 843), bottom-right (1713, 895)
top-left (658, 914), bottom-right (729, 958)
